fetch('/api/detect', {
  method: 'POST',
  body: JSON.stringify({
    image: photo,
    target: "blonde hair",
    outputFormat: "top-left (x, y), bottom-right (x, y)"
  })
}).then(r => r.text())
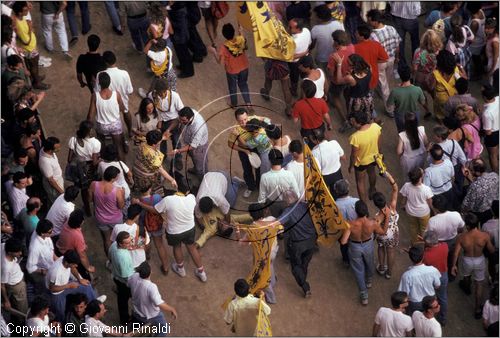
top-left (420, 29), bottom-right (443, 53)
top-left (455, 104), bottom-right (476, 122)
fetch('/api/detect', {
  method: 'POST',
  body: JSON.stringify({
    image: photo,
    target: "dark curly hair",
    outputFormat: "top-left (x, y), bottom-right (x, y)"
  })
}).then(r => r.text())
top-left (436, 50), bottom-right (456, 75)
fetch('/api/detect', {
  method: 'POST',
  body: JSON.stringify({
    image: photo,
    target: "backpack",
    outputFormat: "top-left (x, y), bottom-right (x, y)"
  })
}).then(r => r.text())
top-left (141, 195), bottom-right (163, 233)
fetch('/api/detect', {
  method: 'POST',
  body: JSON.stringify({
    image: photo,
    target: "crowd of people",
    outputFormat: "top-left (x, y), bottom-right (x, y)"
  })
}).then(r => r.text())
top-left (0, 1), bottom-right (499, 337)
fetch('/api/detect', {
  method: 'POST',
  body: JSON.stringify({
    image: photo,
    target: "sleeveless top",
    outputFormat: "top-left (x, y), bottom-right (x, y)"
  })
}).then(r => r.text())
top-left (399, 126), bottom-right (426, 159)
top-left (462, 117), bottom-right (484, 161)
top-left (308, 69), bottom-right (326, 98)
top-left (94, 181), bottom-right (123, 225)
top-left (349, 70), bottom-right (371, 98)
top-left (469, 12), bottom-right (486, 54)
top-left (96, 91), bottom-right (120, 124)
top-left (272, 135), bottom-right (291, 159)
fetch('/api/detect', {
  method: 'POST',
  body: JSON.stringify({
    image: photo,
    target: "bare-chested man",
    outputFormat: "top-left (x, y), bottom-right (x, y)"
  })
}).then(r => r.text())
top-left (341, 200), bottom-right (390, 305)
top-left (451, 212), bottom-right (495, 318)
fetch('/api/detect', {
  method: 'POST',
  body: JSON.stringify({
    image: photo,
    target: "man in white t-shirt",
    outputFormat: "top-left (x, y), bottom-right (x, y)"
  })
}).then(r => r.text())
top-left (481, 86), bottom-right (499, 173)
top-left (310, 5), bottom-right (344, 70)
top-left (1, 239), bottom-right (28, 315)
top-left (412, 295), bottom-right (442, 337)
top-left (373, 291), bottom-right (413, 337)
top-left (128, 262), bottom-right (177, 335)
top-left (39, 137), bottom-right (65, 204)
top-left (258, 149), bottom-right (300, 204)
top-left (46, 250), bottom-right (97, 322)
top-left (134, 185), bottom-right (207, 282)
top-left (26, 295), bottom-right (54, 337)
top-left (288, 18), bottom-right (311, 96)
top-left (285, 140), bottom-right (305, 200)
top-left (26, 220), bottom-right (56, 296)
top-left (428, 194), bottom-right (465, 280)
top-left (85, 298), bottom-right (130, 337)
top-left (311, 129), bottom-right (345, 195)
top-left (46, 186), bottom-right (79, 241)
top-left (96, 51), bottom-right (134, 149)
top-left (110, 205), bottom-right (150, 268)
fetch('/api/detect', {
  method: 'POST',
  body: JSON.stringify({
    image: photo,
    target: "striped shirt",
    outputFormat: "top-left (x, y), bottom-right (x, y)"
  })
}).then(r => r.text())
top-left (370, 25), bottom-right (401, 59)
top-left (390, 1), bottom-right (421, 20)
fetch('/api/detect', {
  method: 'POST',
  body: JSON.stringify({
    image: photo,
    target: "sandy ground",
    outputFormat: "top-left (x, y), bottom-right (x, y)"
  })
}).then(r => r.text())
top-left (30, 2), bottom-right (492, 336)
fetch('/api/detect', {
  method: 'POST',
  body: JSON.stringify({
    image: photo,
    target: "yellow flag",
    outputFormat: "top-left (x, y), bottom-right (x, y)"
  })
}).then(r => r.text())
top-left (236, 1), bottom-right (296, 62)
top-left (303, 143), bottom-right (350, 247)
top-left (254, 294), bottom-right (272, 337)
top-left (221, 221), bottom-right (282, 310)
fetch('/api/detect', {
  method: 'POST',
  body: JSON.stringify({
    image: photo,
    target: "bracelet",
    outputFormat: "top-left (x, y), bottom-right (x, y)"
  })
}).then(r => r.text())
top-left (336, 63), bottom-right (342, 66)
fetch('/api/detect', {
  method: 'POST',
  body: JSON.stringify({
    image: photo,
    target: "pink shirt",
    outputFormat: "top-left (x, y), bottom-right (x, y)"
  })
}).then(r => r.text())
top-left (462, 117), bottom-right (484, 160)
top-left (56, 224), bottom-right (86, 254)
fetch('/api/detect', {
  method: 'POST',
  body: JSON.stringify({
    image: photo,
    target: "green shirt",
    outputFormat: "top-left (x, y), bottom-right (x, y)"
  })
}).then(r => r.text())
top-left (387, 85), bottom-right (425, 118)
top-left (108, 242), bottom-right (134, 283)
top-left (17, 208), bottom-right (39, 234)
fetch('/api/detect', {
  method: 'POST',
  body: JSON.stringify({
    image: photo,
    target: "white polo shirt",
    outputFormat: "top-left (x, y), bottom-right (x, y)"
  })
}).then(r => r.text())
top-left (1, 243), bottom-right (24, 285)
top-left (155, 194), bottom-right (196, 235)
top-left (26, 234), bottom-right (55, 274)
top-left (46, 256), bottom-right (72, 295)
top-left (427, 211), bottom-right (465, 241)
top-left (110, 222), bottom-right (150, 268)
top-left (38, 149), bottom-right (64, 190)
top-left (128, 273), bottom-right (164, 319)
top-left (46, 194), bottom-right (75, 236)
top-left (195, 172), bottom-right (229, 218)
top-left (312, 140), bottom-right (344, 175)
top-left (374, 307), bottom-right (413, 337)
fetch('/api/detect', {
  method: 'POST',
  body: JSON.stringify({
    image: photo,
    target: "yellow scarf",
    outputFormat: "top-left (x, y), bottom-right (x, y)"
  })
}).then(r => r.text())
top-left (153, 89), bottom-right (171, 113)
top-left (223, 35), bottom-right (247, 57)
top-left (150, 48), bottom-right (170, 76)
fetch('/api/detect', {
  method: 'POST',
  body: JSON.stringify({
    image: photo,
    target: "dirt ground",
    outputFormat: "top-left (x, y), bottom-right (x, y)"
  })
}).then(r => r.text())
top-left (31, 2), bottom-right (492, 336)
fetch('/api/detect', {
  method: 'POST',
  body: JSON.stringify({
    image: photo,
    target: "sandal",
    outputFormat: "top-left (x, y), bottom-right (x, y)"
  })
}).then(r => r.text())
top-left (376, 264), bottom-right (386, 275)
top-left (385, 271), bottom-right (391, 279)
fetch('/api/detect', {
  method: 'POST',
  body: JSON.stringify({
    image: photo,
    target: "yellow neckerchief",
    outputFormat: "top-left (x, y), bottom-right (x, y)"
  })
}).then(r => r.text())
top-left (223, 35), bottom-right (247, 57)
top-left (174, 192), bottom-right (185, 197)
top-left (153, 89), bottom-right (171, 113)
top-left (433, 67), bottom-right (458, 97)
top-left (151, 48), bottom-right (170, 76)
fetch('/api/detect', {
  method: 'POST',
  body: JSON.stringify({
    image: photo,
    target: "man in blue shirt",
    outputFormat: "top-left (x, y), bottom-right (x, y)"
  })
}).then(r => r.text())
top-left (334, 179), bottom-right (359, 267)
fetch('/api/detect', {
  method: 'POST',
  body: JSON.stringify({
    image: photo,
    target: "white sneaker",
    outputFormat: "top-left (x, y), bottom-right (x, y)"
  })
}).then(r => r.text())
top-left (105, 260), bottom-right (112, 272)
top-left (194, 268), bottom-right (207, 282)
top-left (243, 189), bottom-right (252, 198)
top-left (38, 61), bottom-right (52, 68)
top-left (96, 295), bottom-right (107, 303)
top-left (171, 262), bottom-right (186, 277)
top-left (138, 87), bottom-right (148, 99)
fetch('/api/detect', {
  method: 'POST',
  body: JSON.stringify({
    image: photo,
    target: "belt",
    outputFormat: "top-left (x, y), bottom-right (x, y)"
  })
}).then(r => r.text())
top-left (350, 237), bottom-right (373, 244)
top-left (128, 13), bottom-right (147, 19)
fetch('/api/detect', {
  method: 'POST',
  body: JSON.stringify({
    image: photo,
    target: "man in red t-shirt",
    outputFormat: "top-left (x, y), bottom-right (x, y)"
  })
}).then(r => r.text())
top-left (354, 24), bottom-right (388, 90)
top-left (292, 80), bottom-right (332, 147)
top-left (423, 230), bottom-right (449, 326)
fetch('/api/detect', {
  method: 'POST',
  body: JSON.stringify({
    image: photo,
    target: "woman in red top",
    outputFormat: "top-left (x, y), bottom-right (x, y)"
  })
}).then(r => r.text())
top-left (209, 23), bottom-right (251, 109)
top-left (292, 80), bottom-right (332, 147)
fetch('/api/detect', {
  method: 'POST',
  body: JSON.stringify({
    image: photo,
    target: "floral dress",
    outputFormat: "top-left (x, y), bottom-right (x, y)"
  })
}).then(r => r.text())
top-left (132, 143), bottom-right (165, 195)
top-left (376, 209), bottom-right (400, 248)
top-left (412, 48), bottom-right (438, 93)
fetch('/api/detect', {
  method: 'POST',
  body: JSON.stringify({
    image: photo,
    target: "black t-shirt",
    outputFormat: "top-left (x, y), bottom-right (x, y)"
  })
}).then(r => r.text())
top-left (76, 53), bottom-right (106, 87)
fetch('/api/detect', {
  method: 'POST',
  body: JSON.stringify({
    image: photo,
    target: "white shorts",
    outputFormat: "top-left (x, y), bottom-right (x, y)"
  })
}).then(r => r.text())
top-left (462, 256), bottom-right (486, 281)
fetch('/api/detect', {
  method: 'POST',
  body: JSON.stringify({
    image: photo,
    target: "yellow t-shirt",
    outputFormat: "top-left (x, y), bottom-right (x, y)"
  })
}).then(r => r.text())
top-left (16, 19), bottom-right (37, 53)
top-left (349, 123), bottom-right (382, 166)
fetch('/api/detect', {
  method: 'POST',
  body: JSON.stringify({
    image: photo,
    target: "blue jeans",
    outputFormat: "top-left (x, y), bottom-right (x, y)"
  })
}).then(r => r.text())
top-left (104, 1), bottom-right (121, 29)
top-left (217, 170), bottom-right (242, 208)
top-left (127, 15), bottom-right (150, 51)
top-left (348, 238), bottom-right (375, 299)
top-left (436, 271), bottom-right (448, 324)
top-left (66, 1), bottom-right (90, 38)
top-left (392, 15), bottom-right (419, 67)
top-left (226, 69), bottom-right (251, 106)
top-left (133, 312), bottom-right (169, 337)
top-left (51, 284), bottom-right (96, 322)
